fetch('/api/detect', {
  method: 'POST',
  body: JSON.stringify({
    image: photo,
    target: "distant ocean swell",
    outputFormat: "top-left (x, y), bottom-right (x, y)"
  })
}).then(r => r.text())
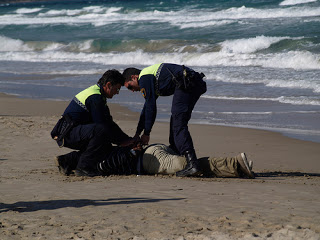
top-left (1, 5), bottom-right (320, 26)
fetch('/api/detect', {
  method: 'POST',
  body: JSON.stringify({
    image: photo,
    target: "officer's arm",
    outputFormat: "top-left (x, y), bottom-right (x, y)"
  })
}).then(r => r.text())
top-left (85, 94), bottom-right (107, 124)
top-left (104, 105), bottom-right (131, 144)
top-left (86, 95), bottom-right (130, 144)
top-left (135, 105), bottom-right (146, 136)
top-left (139, 76), bottom-right (157, 136)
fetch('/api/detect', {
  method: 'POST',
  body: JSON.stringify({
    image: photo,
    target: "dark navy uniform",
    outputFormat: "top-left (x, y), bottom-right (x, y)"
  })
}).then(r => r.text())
top-left (136, 63), bottom-right (206, 154)
top-left (54, 84), bottom-right (130, 171)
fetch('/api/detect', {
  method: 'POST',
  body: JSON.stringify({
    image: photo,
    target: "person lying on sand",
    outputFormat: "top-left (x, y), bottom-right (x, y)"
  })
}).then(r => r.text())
top-left (55, 143), bottom-right (254, 179)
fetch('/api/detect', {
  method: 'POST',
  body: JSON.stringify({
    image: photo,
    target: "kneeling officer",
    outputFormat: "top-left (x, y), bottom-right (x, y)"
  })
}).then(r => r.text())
top-left (51, 69), bottom-right (135, 177)
top-left (123, 63), bottom-right (207, 177)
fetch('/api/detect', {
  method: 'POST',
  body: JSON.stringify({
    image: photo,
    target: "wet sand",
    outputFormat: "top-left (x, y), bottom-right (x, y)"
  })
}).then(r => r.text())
top-left (0, 93), bottom-right (319, 239)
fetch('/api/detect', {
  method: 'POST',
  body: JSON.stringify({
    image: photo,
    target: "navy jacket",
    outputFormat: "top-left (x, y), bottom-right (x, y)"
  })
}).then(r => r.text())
top-left (63, 85), bottom-right (129, 145)
top-left (137, 63), bottom-right (194, 135)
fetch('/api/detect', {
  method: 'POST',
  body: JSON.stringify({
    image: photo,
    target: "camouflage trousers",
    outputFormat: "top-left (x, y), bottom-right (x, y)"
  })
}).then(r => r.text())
top-left (142, 144), bottom-right (240, 178)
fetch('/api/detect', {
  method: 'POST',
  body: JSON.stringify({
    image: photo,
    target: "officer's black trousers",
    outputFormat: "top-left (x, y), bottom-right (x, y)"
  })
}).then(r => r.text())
top-left (61, 123), bottom-right (113, 171)
top-left (169, 77), bottom-right (206, 154)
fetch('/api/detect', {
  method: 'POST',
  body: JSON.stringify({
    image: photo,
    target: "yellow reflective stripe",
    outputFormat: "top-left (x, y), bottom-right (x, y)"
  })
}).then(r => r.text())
top-left (75, 84), bottom-right (101, 105)
top-left (139, 63), bottom-right (162, 80)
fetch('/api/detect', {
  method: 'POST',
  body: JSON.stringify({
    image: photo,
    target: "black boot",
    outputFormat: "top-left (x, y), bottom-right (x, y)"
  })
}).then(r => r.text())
top-left (55, 154), bottom-right (77, 176)
top-left (176, 150), bottom-right (201, 177)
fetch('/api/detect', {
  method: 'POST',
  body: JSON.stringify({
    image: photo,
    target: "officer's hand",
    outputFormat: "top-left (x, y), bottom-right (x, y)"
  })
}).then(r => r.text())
top-left (133, 133), bottom-right (140, 143)
top-left (132, 142), bottom-right (143, 151)
top-left (141, 134), bottom-right (150, 145)
top-left (120, 138), bottom-right (135, 147)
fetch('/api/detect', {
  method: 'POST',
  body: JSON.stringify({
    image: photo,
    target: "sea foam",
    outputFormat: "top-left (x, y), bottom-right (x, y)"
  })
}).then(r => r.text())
top-left (15, 8), bottom-right (42, 14)
top-left (0, 35), bottom-right (319, 72)
top-left (280, 0), bottom-right (317, 6)
top-left (220, 36), bottom-right (288, 54)
top-left (0, 35), bottom-right (31, 52)
top-left (201, 95), bottom-right (320, 106)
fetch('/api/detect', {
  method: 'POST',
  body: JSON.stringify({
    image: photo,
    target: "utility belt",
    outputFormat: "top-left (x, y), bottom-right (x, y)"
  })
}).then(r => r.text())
top-left (50, 114), bottom-right (74, 148)
top-left (155, 65), bottom-right (206, 95)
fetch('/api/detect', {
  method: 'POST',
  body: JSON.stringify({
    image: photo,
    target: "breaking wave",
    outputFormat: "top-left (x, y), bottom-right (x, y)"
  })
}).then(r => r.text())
top-left (1, 35), bottom-right (319, 71)
top-left (280, 0), bottom-right (318, 6)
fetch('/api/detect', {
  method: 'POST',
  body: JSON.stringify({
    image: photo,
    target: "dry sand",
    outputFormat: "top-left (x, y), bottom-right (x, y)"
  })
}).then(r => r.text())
top-left (0, 93), bottom-right (320, 240)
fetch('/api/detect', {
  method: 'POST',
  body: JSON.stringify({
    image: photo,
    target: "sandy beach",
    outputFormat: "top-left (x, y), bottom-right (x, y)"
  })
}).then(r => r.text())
top-left (0, 92), bottom-right (320, 240)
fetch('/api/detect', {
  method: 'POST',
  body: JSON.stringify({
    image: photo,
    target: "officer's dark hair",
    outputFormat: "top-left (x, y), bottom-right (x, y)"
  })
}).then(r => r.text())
top-left (123, 68), bottom-right (141, 82)
top-left (97, 69), bottom-right (125, 86)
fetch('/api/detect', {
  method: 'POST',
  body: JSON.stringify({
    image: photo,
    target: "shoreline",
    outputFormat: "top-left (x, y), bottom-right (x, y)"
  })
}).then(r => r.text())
top-left (1, 92), bottom-right (320, 239)
top-left (1, 69), bottom-right (319, 144)
top-left (2, 91), bottom-right (320, 144)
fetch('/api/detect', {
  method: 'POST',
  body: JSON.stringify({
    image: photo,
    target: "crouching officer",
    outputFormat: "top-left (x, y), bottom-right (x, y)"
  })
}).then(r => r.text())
top-left (123, 63), bottom-right (207, 177)
top-left (51, 69), bottom-right (135, 177)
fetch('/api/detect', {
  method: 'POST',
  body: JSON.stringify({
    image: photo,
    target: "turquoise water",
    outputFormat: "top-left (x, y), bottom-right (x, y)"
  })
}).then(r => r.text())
top-left (0, 0), bottom-right (320, 142)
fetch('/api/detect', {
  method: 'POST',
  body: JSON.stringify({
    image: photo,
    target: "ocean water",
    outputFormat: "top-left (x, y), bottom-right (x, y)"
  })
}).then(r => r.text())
top-left (0, 0), bottom-right (320, 142)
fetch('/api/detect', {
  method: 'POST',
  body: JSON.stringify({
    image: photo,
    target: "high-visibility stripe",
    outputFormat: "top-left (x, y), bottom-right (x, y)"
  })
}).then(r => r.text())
top-left (139, 63), bottom-right (162, 79)
top-left (74, 84), bottom-right (101, 110)
top-left (139, 63), bottom-right (163, 96)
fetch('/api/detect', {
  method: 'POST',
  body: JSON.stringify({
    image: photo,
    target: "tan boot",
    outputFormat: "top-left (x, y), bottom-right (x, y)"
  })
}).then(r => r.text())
top-left (236, 153), bottom-right (255, 179)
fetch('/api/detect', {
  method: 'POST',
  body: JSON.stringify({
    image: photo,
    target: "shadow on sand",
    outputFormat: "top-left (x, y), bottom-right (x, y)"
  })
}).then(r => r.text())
top-left (0, 197), bottom-right (185, 213)
top-left (255, 171), bottom-right (320, 178)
